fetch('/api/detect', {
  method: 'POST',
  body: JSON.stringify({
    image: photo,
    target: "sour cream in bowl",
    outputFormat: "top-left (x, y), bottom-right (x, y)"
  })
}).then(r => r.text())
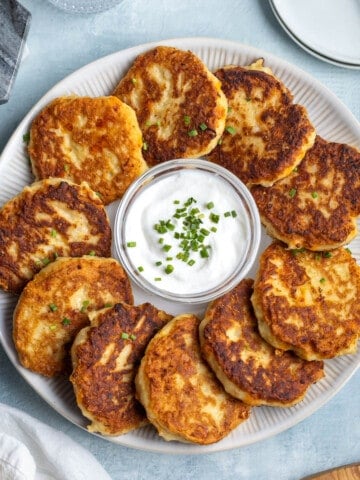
top-left (114, 159), bottom-right (261, 304)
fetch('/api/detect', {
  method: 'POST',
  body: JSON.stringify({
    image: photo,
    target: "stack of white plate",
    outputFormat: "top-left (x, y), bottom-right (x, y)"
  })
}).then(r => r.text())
top-left (269, 0), bottom-right (360, 69)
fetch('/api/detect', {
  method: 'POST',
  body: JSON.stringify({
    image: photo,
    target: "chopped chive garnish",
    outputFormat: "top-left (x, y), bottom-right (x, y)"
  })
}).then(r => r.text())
top-left (23, 132), bottom-right (30, 143)
top-left (188, 129), bottom-right (198, 137)
top-left (165, 264), bottom-right (174, 274)
top-left (200, 248), bottom-right (210, 258)
top-left (88, 250), bottom-right (96, 256)
top-left (49, 303), bottom-right (58, 312)
top-left (150, 194), bottom-right (238, 274)
top-left (209, 212), bottom-right (220, 223)
top-left (138, 266), bottom-right (144, 272)
top-left (293, 167), bottom-right (298, 173)
top-left (63, 164), bottom-right (69, 172)
top-left (130, 334), bottom-right (137, 341)
top-left (104, 303), bottom-right (113, 308)
top-left (319, 278), bottom-right (326, 284)
top-left (199, 123), bottom-right (207, 131)
top-left (142, 141), bottom-right (148, 151)
top-left (80, 300), bottom-right (90, 313)
top-left (225, 126), bottom-right (236, 135)
top-left (245, 97), bottom-right (251, 102)
top-left (289, 188), bottom-right (297, 198)
top-left (315, 253), bottom-right (322, 260)
top-left (311, 192), bottom-right (318, 199)
top-left (291, 248), bottom-right (306, 256)
top-left (218, 138), bottom-right (223, 145)
top-left (50, 229), bottom-right (57, 237)
top-left (184, 115), bottom-right (191, 126)
top-left (323, 252), bottom-right (332, 258)
top-left (154, 277), bottom-right (162, 281)
top-left (42, 258), bottom-right (50, 265)
top-left (121, 332), bottom-right (129, 340)
top-left (62, 317), bottom-right (71, 326)
top-left (345, 248), bottom-right (352, 254)
top-left (49, 325), bottom-right (57, 331)
top-left (127, 241), bottom-right (137, 247)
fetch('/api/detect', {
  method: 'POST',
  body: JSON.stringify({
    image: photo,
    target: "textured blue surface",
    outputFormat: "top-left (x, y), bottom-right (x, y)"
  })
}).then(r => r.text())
top-left (0, 1), bottom-right (359, 479)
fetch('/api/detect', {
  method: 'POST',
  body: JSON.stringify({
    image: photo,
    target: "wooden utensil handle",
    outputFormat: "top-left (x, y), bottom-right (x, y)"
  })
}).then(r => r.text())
top-left (302, 463), bottom-right (360, 480)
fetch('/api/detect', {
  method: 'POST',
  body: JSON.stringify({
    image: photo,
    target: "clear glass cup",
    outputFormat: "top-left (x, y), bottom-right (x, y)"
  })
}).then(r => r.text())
top-left (47, 0), bottom-right (123, 14)
top-left (114, 159), bottom-right (261, 304)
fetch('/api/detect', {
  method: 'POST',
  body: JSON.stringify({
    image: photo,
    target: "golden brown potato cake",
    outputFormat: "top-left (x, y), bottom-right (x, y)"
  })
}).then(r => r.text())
top-left (251, 136), bottom-right (360, 251)
top-left (252, 242), bottom-right (360, 360)
top-left (113, 46), bottom-right (228, 166)
top-left (206, 60), bottom-right (315, 186)
top-left (28, 95), bottom-right (148, 205)
top-left (13, 256), bottom-right (133, 377)
top-left (200, 279), bottom-right (324, 407)
top-left (135, 314), bottom-right (250, 445)
top-left (0, 178), bottom-right (111, 294)
top-left (71, 302), bottom-right (172, 436)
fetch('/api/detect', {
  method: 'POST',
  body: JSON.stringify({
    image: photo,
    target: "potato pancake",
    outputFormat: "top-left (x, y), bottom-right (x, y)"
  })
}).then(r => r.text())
top-left (206, 60), bottom-right (315, 186)
top-left (136, 314), bottom-right (250, 444)
top-left (200, 279), bottom-right (324, 407)
top-left (71, 302), bottom-right (172, 436)
top-left (13, 256), bottom-right (133, 377)
top-left (252, 242), bottom-right (360, 360)
top-left (0, 178), bottom-right (111, 294)
top-left (251, 136), bottom-right (360, 250)
top-left (28, 95), bottom-right (148, 205)
top-left (113, 46), bottom-right (228, 166)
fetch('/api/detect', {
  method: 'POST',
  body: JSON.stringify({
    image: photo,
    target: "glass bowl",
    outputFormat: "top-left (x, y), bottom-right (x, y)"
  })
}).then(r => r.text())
top-left (114, 159), bottom-right (261, 304)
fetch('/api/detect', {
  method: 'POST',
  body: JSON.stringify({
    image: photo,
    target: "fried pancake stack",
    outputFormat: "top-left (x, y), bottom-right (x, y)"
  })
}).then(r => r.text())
top-left (2, 45), bottom-right (359, 446)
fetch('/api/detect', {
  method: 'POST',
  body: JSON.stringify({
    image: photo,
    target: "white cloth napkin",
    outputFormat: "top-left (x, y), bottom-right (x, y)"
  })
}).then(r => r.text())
top-left (0, 403), bottom-right (112, 480)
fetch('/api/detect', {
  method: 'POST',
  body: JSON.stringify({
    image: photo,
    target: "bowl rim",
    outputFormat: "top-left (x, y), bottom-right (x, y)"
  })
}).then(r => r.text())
top-left (113, 158), bottom-right (261, 304)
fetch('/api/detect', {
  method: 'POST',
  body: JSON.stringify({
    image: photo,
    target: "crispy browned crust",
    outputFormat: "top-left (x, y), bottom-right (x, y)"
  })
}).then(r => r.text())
top-left (206, 65), bottom-right (315, 186)
top-left (113, 46), bottom-right (227, 166)
top-left (13, 256), bottom-right (133, 377)
top-left (200, 279), bottom-right (324, 407)
top-left (136, 314), bottom-right (250, 445)
top-left (252, 242), bottom-right (360, 360)
top-left (28, 96), bottom-right (148, 205)
top-left (251, 136), bottom-right (360, 250)
top-left (0, 179), bottom-right (111, 294)
top-left (70, 302), bottom-right (172, 436)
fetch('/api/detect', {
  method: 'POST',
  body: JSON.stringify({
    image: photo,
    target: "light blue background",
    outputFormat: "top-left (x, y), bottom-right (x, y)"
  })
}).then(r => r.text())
top-left (0, 1), bottom-right (359, 479)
